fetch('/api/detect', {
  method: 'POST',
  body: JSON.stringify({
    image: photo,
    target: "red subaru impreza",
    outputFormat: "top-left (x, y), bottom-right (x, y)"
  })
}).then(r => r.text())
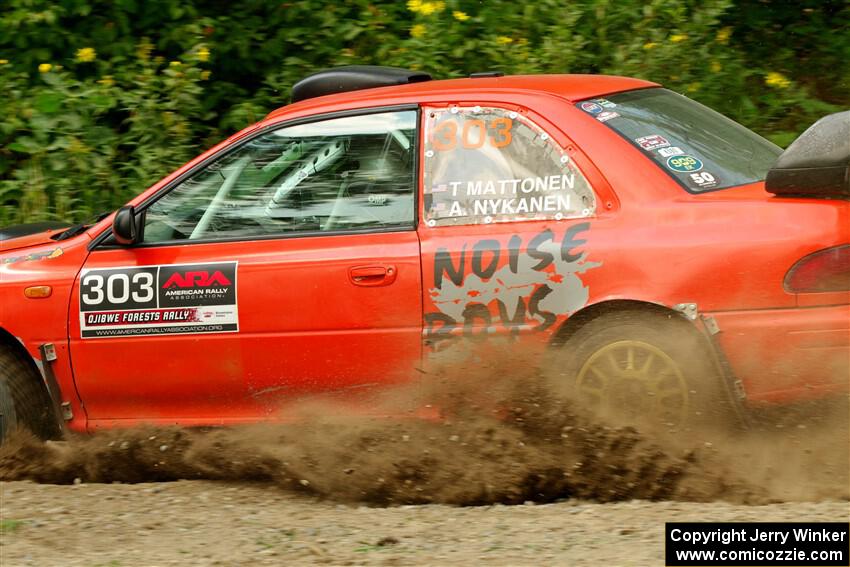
top-left (1, 67), bottom-right (847, 440)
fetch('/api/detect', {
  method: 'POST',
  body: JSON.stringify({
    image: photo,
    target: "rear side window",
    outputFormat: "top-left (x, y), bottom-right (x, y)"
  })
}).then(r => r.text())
top-left (422, 106), bottom-right (596, 227)
top-left (578, 88), bottom-right (782, 193)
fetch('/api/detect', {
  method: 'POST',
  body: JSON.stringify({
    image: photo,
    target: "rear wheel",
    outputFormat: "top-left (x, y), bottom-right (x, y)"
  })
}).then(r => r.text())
top-left (0, 347), bottom-right (57, 444)
top-left (549, 311), bottom-right (735, 432)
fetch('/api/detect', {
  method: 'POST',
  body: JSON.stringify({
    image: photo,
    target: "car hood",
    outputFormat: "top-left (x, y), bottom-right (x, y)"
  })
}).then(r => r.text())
top-left (0, 222), bottom-right (70, 252)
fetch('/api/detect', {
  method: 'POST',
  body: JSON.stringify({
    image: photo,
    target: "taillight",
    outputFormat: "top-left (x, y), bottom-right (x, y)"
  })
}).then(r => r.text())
top-left (784, 245), bottom-right (850, 293)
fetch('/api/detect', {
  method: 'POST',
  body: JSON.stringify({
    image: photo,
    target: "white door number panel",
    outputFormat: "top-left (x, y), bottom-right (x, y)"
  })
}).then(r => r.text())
top-left (79, 261), bottom-right (238, 338)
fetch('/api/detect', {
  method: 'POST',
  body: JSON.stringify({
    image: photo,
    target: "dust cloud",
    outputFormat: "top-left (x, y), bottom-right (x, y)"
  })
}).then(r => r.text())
top-left (0, 364), bottom-right (847, 506)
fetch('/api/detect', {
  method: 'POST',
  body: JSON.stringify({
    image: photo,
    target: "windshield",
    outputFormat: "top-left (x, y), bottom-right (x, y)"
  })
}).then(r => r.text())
top-left (577, 88), bottom-right (782, 193)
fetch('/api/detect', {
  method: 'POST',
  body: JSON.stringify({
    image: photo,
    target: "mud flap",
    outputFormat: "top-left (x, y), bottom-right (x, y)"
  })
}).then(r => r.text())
top-left (35, 344), bottom-right (71, 434)
top-left (697, 314), bottom-right (753, 429)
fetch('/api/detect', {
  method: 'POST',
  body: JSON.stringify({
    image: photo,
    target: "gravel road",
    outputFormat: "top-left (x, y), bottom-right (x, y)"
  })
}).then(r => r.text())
top-left (2, 480), bottom-right (848, 567)
top-left (1, 383), bottom-right (847, 566)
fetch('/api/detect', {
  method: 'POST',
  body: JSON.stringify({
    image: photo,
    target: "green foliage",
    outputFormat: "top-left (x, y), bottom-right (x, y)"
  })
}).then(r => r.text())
top-left (0, 0), bottom-right (847, 224)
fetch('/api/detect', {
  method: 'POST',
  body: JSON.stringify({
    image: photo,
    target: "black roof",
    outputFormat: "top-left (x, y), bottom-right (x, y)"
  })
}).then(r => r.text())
top-left (291, 66), bottom-right (432, 103)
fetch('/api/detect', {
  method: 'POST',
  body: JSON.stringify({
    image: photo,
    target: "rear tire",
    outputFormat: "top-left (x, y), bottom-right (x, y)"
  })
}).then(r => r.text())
top-left (0, 347), bottom-right (57, 443)
top-left (548, 310), bottom-right (735, 432)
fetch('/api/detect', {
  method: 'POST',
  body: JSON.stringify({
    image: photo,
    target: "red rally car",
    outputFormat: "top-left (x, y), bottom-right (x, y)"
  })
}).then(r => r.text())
top-left (1, 67), bottom-right (848, 441)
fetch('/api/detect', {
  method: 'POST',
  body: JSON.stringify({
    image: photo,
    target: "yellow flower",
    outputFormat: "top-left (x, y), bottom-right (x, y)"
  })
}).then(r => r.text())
top-left (496, 36), bottom-right (513, 45)
top-left (76, 47), bottom-right (96, 63)
top-left (38, 63), bottom-right (52, 73)
top-left (68, 137), bottom-right (89, 155)
top-left (716, 27), bottom-right (732, 44)
top-left (200, 70), bottom-right (211, 81)
top-left (765, 71), bottom-right (791, 89)
top-left (643, 42), bottom-right (657, 50)
top-left (137, 39), bottom-right (153, 61)
top-left (98, 75), bottom-right (115, 87)
top-left (452, 10), bottom-right (469, 21)
top-left (411, 0), bottom-right (444, 16)
top-left (710, 60), bottom-right (722, 73)
top-left (197, 47), bottom-right (210, 62)
top-left (669, 34), bottom-right (687, 43)
top-left (169, 60), bottom-right (182, 68)
top-left (411, 23), bottom-right (426, 38)
top-left (686, 82), bottom-right (701, 92)
top-left (0, 59), bottom-right (8, 65)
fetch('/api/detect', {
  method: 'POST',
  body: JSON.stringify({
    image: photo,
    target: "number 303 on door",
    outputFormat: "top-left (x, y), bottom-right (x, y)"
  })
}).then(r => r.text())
top-left (80, 268), bottom-right (159, 311)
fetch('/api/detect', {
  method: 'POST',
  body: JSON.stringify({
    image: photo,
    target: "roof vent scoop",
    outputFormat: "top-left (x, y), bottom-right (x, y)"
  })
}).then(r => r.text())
top-left (291, 65), bottom-right (432, 103)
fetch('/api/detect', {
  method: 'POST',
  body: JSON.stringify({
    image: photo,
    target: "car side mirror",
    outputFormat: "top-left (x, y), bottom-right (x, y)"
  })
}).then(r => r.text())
top-left (765, 110), bottom-right (850, 199)
top-left (112, 205), bottom-right (138, 245)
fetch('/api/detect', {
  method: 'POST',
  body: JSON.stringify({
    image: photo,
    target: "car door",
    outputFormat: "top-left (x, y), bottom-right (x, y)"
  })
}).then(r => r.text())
top-left (69, 108), bottom-right (423, 426)
top-left (416, 103), bottom-right (609, 376)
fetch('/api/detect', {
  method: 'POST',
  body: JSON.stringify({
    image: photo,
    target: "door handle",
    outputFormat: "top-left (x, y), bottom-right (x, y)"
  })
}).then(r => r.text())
top-left (349, 265), bottom-right (397, 287)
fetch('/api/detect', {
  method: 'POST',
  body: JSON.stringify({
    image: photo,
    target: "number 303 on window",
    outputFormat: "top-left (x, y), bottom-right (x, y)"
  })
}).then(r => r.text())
top-left (430, 117), bottom-right (513, 151)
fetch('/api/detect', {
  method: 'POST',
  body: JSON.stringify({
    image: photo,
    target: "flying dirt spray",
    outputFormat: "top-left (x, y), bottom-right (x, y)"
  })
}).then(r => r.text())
top-left (1, 360), bottom-right (846, 506)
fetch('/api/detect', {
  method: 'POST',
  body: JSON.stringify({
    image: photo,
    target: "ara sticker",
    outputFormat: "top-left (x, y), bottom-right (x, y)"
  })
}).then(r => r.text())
top-left (657, 146), bottom-right (685, 158)
top-left (580, 101), bottom-right (604, 114)
top-left (591, 98), bottom-right (617, 109)
top-left (688, 171), bottom-right (719, 190)
top-left (596, 111), bottom-right (619, 123)
top-left (78, 261), bottom-right (239, 339)
top-left (666, 154), bottom-right (703, 173)
top-left (635, 135), bottom-right (670, 150)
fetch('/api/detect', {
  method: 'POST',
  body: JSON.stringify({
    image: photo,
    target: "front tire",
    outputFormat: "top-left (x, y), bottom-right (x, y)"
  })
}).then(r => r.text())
top-left (0, 347), bottom-right (57, 444)
top-left (549, 311), bottom-right (735, 431)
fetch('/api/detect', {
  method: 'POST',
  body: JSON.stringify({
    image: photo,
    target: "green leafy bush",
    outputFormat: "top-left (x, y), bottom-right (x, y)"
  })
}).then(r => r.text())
top-left (0, 0), bottom-right (846, 224)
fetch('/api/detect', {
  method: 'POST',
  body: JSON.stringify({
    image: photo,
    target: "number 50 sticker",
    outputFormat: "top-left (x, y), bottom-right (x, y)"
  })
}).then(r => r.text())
top-left (689, 171), bottom-right (718, 189)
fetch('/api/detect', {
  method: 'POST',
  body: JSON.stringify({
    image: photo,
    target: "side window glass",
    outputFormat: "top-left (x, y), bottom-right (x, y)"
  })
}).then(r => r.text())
top-left (422, 106), bottom-right (596, 227)
top-left (142, 110), bottom-right (417, 243)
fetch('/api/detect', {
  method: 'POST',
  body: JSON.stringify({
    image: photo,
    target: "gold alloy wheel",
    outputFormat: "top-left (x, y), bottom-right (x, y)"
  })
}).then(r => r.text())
top-left (575, 340), bottom-right (690, 425)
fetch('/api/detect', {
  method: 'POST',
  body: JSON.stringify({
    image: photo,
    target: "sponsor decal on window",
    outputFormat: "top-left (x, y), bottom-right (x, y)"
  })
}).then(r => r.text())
top-left (688, 171), bottom-right (719, 190)
top-left (580, 101), bottom-right (604, 114)
top-left (635, 135), bottom-right (670, 150)
top-left (595, 111), bottom-right (619, 123)
top-left (666, 154), bottom-right (703, 173)
top-left (79, 261), bottom-right (238, 338)
top-left (657, 146), bottom-right (685, 157)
